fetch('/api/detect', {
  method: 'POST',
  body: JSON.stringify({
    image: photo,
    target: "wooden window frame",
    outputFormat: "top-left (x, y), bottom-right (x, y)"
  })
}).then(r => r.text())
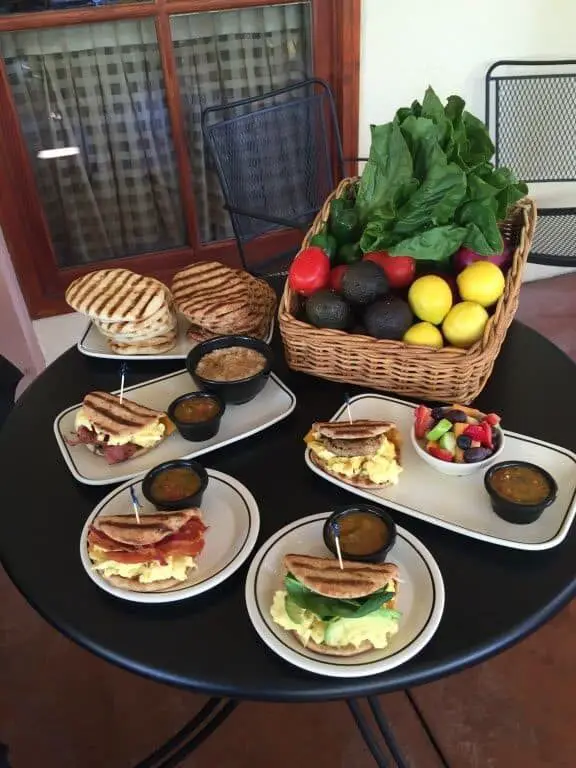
top-left (0, 0), bottom-right (360, 318)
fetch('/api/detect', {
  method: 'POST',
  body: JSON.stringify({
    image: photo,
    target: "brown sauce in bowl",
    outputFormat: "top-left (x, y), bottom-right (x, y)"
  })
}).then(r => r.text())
top-left (195, 347), bottom-right (266, 381)
top-left (490, 466), bottom-right (550, 505)
top-left (337, 512), bottom-right (389, 555)
top-left (174, 397), bottom-right (220, 423)
top-left (150, 467), bottom-right (201, 503)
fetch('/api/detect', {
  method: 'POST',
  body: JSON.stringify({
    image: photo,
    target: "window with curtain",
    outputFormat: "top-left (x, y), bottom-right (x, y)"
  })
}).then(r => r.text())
top-left (0, 3), bottom-right (312, 267)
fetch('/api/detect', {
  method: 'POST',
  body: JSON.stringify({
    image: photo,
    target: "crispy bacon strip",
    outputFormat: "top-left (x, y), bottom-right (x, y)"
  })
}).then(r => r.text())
top-left (88, 515), bottom-right (207, 563)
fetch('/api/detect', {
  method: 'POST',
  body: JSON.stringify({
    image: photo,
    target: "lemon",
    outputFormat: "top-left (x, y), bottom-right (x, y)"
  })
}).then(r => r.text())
top-left (457, 261), bottom-right (505, 307)
top-left (403, 322), bottom-right (444, 349)
top-left (408, 275), bottom-right (453, 325)
top-left (442, 302), bottom-right (489, 348)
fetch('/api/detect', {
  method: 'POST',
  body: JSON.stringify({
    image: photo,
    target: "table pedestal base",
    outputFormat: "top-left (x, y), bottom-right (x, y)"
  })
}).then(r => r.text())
top-left (130, 692), bottom-right (451, 768)
top-left (132, 697), bottom-right (238, 768)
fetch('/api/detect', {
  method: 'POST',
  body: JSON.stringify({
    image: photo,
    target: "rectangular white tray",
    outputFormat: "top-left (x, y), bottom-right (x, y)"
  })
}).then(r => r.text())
top-left (305, 393), bottom-right (576, 551)
top-left (55, 369), bottom-right (295, 486)
top-left (78, 315), bottom-right (274, 361)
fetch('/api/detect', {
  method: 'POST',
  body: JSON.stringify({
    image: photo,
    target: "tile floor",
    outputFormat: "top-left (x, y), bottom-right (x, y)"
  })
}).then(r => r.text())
top-left (2, 274), bottom-right (575, 768)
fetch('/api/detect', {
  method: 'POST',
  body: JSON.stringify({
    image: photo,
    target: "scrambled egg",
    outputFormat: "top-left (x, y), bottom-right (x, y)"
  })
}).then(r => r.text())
top-left (75, 410), bottom-right (168, 448)
top-left (270, 581), bottom-right (399, 650)
top-left (89, 545), bottom-right (195, 584)
top-left (306, 435), bottom-right (402, 486)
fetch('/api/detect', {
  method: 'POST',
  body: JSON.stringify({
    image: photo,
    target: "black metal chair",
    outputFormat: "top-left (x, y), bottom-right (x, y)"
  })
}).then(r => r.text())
top-left (201, 78), bottom-right (345, 275)
top-left (0, 355), bottom-right (22, 430)
top-left (486, 60), bottom-right (576, 267)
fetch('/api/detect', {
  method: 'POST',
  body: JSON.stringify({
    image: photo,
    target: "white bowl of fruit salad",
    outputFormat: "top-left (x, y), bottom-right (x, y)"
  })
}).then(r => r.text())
top-left (411, 404), bottom-right (505, 477)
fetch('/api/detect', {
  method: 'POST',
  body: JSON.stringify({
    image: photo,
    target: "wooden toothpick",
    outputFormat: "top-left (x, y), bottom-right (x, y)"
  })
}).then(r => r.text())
top-left (332, 520), bottom-right (344, 570)
top-left (344, 392), bottom-right (353, 424)
top-left (119, 362), bottom-right (128, 404)
top-left (130, 486), bottom-right (142, 525)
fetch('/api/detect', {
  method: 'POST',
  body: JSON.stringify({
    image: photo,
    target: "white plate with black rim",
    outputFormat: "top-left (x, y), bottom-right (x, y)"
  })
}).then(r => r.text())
top-left (305, 394), bottom-right (576, 551)
top-left (77, 315), bottom-right (274, 361)
top-left (80, 469), bottom-right (260, 604)
top-left (54, 368), bottom-right (296, 486)
top-left (245, 513), bottom-right (444, 678)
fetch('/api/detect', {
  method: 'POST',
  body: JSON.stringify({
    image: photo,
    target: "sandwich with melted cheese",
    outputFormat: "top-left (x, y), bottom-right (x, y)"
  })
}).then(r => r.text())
top-left (270, 554), bottom-right (400, 656)
top-left (87, 509), bottom-right (207, 592)
top-left (305, 420), bottom-right (402, 488)
top-left (68, 391), bottom-right (175, 464)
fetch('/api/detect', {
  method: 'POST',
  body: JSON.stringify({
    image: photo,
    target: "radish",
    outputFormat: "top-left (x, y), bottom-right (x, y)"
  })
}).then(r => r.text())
top-left (452, 242), bottom-right (513, 274)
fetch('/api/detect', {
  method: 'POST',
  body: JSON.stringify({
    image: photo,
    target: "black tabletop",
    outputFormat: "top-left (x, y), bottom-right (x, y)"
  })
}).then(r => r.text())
top-left (1, 321), bottom-right (575, 702)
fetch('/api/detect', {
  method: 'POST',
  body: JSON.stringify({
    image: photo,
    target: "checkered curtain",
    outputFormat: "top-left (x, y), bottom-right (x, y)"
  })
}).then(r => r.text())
top-left (172, 4), bottom-right (312, 242)
top-left (2, 21), bottom-right (185, 267)
top-left (1, 7), bottom-right (310, 265)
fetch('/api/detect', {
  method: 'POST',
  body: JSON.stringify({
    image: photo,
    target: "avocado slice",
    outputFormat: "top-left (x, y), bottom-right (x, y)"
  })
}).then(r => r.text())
top-left (285, 595), bottom-right (308, 625)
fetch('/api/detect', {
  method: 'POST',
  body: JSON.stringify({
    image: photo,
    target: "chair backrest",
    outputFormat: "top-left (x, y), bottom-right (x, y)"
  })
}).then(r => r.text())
top-left (485, 60), bottom-right (576, 183)
top-left (0, 354), bottom-right (22, 430)
top-left (202, 78), bottom-right (344, 242)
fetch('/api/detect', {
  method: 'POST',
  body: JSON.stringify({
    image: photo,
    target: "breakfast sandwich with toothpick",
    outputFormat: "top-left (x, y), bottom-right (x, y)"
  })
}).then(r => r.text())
top-left (305, 420), bottom-right (402, 488)
top-left (87, 509), bottom-right (207, 592)
top-left (66, 391), bottom-right (175, 464)
top-left (270, 554), bottom-right (401, 656)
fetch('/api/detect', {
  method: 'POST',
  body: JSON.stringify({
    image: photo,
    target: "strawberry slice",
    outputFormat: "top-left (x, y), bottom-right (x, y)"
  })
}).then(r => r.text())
top-left (427, 444), bottom-right (454, 462)
top-left (480, 420), bottom-right (493, 449)
top-left (463, 424), bottom-right (485, 443)
top-left (485, 413), bottom-right (501, 426)
top-left (414, 405), bottom-right (433, 439)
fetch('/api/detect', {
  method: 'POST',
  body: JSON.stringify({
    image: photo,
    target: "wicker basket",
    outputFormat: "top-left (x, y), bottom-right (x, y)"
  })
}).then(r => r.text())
top-left (279, 177), bottom-right (537, 404)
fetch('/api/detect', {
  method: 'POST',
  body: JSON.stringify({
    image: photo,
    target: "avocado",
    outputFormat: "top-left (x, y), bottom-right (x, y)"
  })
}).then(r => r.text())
top-left (341, 261), bottom-right (389, 305)
top-left (364, 296), bottom-right (413, 340)
top-left (305, 289), bottom-right (353, 330)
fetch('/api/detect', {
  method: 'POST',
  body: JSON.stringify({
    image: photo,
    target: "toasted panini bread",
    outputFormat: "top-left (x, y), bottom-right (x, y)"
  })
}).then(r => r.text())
top-left (311, 420), bottom-right (399, 441)
top-left (95, 302), bottom-right (176, 340)
top-left (107, 331), bottom-right (177, 355)
top-left (285, 554), bottom-right (398, 599)
top-left (300, 637), bottom-right (375, 656)
top-left (172, 261), bottom-right (255, 333)
top-left (105, 575), bottom-right (185, 592)
top-left (81, 391), bottom-right (167, 438)
top-left (66, 269), bottom-right (168, 322)
top-left (93, 510), bottom-right (197, 546)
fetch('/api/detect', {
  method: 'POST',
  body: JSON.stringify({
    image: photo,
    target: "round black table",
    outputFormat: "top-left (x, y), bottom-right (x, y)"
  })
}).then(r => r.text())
top-left (1, 321), bottom-right (575, 768)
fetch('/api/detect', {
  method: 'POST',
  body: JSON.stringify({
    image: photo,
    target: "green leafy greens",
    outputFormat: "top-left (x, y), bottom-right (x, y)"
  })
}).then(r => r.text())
top-left (284, 573), bottom-right (400, 621)
top-left (356, 87), bottom-right (527, 262)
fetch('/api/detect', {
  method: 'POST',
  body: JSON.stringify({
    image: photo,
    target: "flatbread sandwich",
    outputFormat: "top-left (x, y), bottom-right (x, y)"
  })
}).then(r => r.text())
top-left (305, 420), bottom-right (402, 488)
top-left (270, 554), bottom-right (401, 656)
top-left (67, 391), bottom-right (176, 464)
top-left (87, 509), bottom-right (206, 592)
top-left (65, 268), bottom-right (177, 354)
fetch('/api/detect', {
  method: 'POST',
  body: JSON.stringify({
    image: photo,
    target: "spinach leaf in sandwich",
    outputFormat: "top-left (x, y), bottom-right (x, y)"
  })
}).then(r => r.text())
top-left (284, 573), bottom-right (399, 621)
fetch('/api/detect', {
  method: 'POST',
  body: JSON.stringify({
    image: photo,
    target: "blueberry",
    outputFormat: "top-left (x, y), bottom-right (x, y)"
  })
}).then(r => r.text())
top-left (464, 446), bottom-right (492, 463)
top-left (456, 435), bottom-right (472, 450)
top-left (431, 407), bottom-right (446, 420)
top-left (445, 409), bottom-right (468, 423)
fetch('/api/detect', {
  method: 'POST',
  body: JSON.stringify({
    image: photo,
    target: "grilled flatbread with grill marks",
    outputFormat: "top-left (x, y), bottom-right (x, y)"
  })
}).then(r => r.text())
top-left (172, 261), bottom-right (254, 333)
top-left (95, 300), bottom-right (175, 340)
top-left (285, 554), bottom-right (399, 600)
top-left (93, 510), bottom-right (197, 546)
top-left (66, 269), bottom-right (168, 322)
top-left (107, 331), bottom-right (177, 355)
top-left (81, 391), bottom-right (167, 438)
